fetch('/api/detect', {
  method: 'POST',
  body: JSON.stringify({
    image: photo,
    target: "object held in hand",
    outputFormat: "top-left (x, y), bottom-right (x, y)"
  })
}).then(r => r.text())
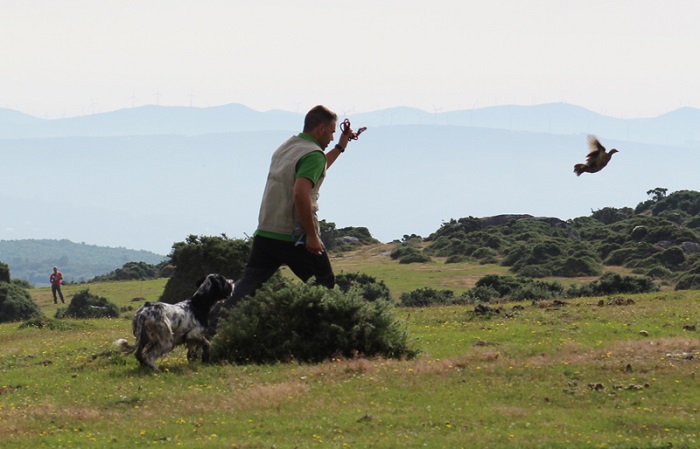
top-left (340, 118), bottom-right (367, 140)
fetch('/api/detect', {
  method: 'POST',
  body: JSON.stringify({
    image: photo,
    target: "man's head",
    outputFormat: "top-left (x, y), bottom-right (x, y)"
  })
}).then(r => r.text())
top-left (303, 105), bottom-right (337, 150)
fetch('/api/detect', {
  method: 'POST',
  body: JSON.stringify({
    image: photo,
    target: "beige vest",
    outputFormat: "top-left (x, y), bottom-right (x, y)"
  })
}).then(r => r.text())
top-left (257, 135), bottom-right (326, 237)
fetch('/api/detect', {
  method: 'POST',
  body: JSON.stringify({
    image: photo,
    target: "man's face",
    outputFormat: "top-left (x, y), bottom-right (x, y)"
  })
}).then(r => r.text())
top-left (317, 120), bottom-right (336, 150)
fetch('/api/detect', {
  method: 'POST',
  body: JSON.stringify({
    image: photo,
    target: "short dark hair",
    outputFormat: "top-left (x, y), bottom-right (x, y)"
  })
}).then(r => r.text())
top-left (303, 105), bottom-right (337, 132)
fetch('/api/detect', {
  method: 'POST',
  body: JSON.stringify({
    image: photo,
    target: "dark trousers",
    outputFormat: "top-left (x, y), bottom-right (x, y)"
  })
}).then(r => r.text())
top-left (225, 235), bottom-right (335, 307)
top-left (52, 284), bottom-right (64, 303)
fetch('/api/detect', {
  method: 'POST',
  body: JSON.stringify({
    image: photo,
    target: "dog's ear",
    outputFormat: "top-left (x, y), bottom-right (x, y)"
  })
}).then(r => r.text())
top-left (212, 275), bottom-right (230, 296)
top-left (195, 276), bottom-right (206, 288)
top-left (193, 275), bottom-right (212, 298)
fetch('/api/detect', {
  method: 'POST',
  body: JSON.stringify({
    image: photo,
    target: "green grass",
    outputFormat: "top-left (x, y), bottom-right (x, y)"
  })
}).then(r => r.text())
top-left (1, 255), bottom-right (699, 448)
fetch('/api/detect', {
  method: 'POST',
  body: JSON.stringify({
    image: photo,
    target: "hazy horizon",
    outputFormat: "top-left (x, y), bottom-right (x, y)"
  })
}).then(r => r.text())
top-left (2, 1), bottom-right (699, 119)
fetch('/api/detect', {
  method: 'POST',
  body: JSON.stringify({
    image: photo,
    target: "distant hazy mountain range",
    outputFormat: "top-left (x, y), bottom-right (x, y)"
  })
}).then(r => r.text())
top-left (2, 103), bottom-right (699, 146)
top-left (2, 102), bottom-right (699, 259)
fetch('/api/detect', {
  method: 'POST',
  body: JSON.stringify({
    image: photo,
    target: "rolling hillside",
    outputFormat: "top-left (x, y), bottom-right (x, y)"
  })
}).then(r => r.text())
top-left (0, 239), bottom-right (165, 287)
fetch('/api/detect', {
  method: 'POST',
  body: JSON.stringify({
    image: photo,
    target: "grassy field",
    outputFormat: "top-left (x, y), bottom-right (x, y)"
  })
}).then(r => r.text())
top-left (1, 247), bottom-right (699, 448)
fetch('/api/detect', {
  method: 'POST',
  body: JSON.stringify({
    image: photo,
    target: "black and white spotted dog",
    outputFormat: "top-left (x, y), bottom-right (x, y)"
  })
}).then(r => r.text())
top-left (115, 273), bottom-right (233, 370)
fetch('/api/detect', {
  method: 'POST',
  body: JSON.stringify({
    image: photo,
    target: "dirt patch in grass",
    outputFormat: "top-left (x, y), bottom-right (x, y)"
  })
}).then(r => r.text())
top-left (243, 380), bottom-right (309, 404)
top-left (606, 337), bottom-right (700, 362)
top-left (527, 337), bottom-right (700, 368)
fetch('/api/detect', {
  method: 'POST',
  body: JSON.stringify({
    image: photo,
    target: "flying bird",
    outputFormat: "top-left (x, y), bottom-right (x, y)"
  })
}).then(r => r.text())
top-left (573, 135), bottom-right (619, 176)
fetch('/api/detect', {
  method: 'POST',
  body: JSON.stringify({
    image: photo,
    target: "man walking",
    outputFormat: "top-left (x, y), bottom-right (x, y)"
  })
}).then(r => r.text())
top-left (210, 105), bottom-right (360, 332)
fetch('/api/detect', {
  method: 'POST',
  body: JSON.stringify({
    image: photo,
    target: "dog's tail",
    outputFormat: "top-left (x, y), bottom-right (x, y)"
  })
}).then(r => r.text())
top-left (114, 338), bottom-right (136, 354)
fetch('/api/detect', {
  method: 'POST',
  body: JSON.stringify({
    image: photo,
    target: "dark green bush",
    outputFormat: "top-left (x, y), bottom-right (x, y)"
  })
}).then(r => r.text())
top-left (399, 287), bottom-right (455, 307)
top-left (335, 272), bottom-right (391, 302)
top-left (550, 255), bottom-right (602, 277)
top-left (57, 289), bottom-right (119, 319)
top-left (591, 207), bottom-right (634, 225)
top-left (473, 274), bottom-right (565, 301)
top-left (460, 285), bottom-right (499, 304)
top-left (398, 252), bottom-right (432, 264)
top-left (473, 247), bottom-right (498, 260)
top-left (604, 243), bottom-right (659, 266)
top-left (685, 215), bottom-right (700, 230)
top-left (91, 261), bottom-right (170, 282)
top-left (0, 282), bottom-right (43, 323)
top-left (509, 283), bottom-right (563, 302)
top-left (474, 275), bottom-right (526, 297)
top-left (0, 262), bottom-right (9, 283)
top-left (445, 255), bottom-right (469, 264)
top-left (211, 283), bottom-right (417, 364)
top-left (160, 235), bottom-right (250, 304)
top-left (517, 265), bottom-right (552, 278)
top-left (645, 266), bottom-right (674, 279)
top-left (12, 279), bottom-right (34, 289)
top-left (675, 273), bottom-right (700, 290)
top-left (390, 243), bottom-right (417, 260)
top-left (567, 272), bottom-right (658, 297)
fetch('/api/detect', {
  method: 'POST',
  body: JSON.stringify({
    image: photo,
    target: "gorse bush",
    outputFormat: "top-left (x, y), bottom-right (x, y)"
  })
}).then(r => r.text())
top-left (390, 243), bottom-right (431, 264)
top-left (0, 281), bottom-right (43, 323)
top-left (466, 273), bottom-right (657, 302)
top-left (567, 272), bottom-right (659, 297)
top-left (399, 287), bottom-right (456, 307)
top-left (335, 272), bottom-right (391, 302)
top-left (211, 282), bottom-right (417, 364)
top-left (160, 235), bottom-right (250, 304)
top-left (0, 261), bottom-right (10, 283)
top-left (474, 275), bottom-right (566, 302)
top-left (56, 289), bottom-right (119, 319)
top-left (90, 261), bottom-right (171, 282)
top-left (460, 285), bottom-right (499, 304)
top-left (417, 190), bottom-right (700, 285)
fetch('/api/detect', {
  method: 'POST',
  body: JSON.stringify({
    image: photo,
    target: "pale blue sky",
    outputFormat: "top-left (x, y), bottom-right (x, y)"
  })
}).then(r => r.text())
top-left (1, 0), bottom-right (699, 119)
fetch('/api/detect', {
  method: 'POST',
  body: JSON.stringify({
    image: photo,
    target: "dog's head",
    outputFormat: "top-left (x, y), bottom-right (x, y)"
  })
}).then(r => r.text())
top-left (193, 273), bottom-right (235, 307)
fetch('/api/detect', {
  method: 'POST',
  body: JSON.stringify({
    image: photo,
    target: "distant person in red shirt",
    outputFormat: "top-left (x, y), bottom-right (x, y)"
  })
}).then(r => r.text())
top-left (50, 266), bottom-right (65, 304)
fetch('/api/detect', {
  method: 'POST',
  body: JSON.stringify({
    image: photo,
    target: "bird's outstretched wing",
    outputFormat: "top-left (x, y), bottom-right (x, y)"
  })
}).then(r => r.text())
top-left (587, 134), bottom-right (605, 154)
top-left (586, 134), bottom-right (606, 165)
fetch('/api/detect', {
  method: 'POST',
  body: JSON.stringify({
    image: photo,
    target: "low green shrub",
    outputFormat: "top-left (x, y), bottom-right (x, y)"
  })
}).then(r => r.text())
top-left (335, 272), bottom-right (391, 302)
top-left (391, 244), bottom-right (431, 264)
top-left (474, 274), bottom-right (526, 297)
top-left (398, 253), bottom-right (432, 264)
top-left (18, 317), bottom-right (85, 330)
top-left (56, 289), bottom-right (119, 319)
top-left (390, 243), bottom-right (418, 260)
top-left (399, 287), bottom-right (455, 307)
top-left (675, 273), bottom-right (700, 290)
top-left (0, 281), bottom-right (43, 323)
top-left (517, 265), bottom-right (552, 278)
top-left (460, 285), bottom-right (499, 304)
top-left (567, 272), bottom-right (658, 297)
top-left (211, 283), bottom-right (417, 364)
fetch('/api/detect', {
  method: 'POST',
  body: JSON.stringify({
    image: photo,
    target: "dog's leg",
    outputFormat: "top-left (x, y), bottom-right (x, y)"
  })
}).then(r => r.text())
top-left (135, 339), bottom-right (150, 368)
top-left (185, 335), bottom-right (211, 363)
top-left (201, 339), bottom-right (211, 363)
top-left (141, 319), bottom-right (174, 370)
